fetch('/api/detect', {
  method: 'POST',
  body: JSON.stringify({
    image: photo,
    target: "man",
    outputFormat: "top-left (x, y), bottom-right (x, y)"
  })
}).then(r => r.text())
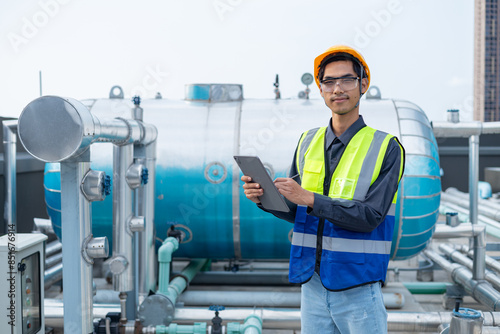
top-left (241, 45), bottom-right (405, 333)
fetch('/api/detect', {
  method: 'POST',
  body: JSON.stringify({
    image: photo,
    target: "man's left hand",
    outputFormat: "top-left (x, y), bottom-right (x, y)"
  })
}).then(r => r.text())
top-left (274, 177), bottom-right (314, 208)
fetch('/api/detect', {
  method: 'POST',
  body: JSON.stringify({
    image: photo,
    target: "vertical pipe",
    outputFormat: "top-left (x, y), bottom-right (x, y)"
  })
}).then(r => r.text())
top-left (39, 70), bottom-right (43, 96)
top-left (3, 121), bottom-right (17, 233)
top-left (470, 134), bottom-right (485, 280)
top-left (157, 237), bottom-right (179, 295)
top-left (137, 141), bottom-right (157, 302)
top-left (112, 144), bottom-right (134, 292)
top-left (61, 161), bottom-right (93, 333)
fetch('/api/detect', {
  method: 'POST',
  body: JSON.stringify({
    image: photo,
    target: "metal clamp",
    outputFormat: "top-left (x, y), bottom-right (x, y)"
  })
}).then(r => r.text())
top-left (82, 235), bottom-right (109, 265)
top-left (129, 216), bottom-right (145, 233)
top-left (80, 170), bottom-right (109, 202)
top-left (126, 163), bottom-right (146, 189)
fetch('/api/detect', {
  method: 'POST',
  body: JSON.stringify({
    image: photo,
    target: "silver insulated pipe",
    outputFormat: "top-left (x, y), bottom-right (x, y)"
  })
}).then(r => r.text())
top-left (17, 96), bottom-right (156, 331)
top-left (3, 120), bottom-right (17, 233)
top-left (424, 248), bottom-right (500, 311)
top-left (42, 299), bottom-right (500, 333)
top-left (109, 144), bottom-right (135, 293)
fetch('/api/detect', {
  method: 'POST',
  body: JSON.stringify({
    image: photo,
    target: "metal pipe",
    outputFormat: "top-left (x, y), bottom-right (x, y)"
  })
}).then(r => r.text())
top-left (433, 224), bottom-right (486, 243)
top-left (119, 292), bottom-right (127, 323)
top-left (459, 245), bottom-right (500, 275)
top-left (431, 121), bottom-right (500, 138)
top-left (18, 96), bottom-right (158, 162)
top-left (438, 243), bottom-right (500, 291)
top-left (3, 120), bottom-right (17, 233)
top-left (42, 299), bottom-right (500, 332)
top-left (45, 252), bottom-right (63, 269)
top-left (177, 290), bottom-right (404, 309)
top-left (442, 189), bottom-right (500, 222)
top-left (44, 262), bottom-right (63, 289)
top-left (136, 141), bottom-right (158, 303)
top-left (191, 271), bottom-right (290, 286)
top-left (469, 135), bottom-right (485, 280)
top-left (33, 217), bottom-right (55, 235)
top-left (110, 144), bottom-right (134, 293)
top-left (96, 118), bottom-right (157, 146)
top-left (45, 240), bottom-right (63, 257)
top-left (424, 249), bottom-right (500, 311)
top-left (440, 202), bottom-right (500, 239)
top-left (433, 217), bottom-right (486, 281)
top-left (60, 161), bottom-right (94, 333)
top-left (482, 121), bottom-right (500, 134)
top-left (445, 188), bottom-right (500, 211)
top-left (469, 135), bottom-right (479, 224)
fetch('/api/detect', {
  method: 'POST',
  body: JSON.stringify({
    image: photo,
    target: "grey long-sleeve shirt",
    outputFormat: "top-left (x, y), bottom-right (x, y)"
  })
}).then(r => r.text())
top-left (258, 115), bottom-right (404, 233)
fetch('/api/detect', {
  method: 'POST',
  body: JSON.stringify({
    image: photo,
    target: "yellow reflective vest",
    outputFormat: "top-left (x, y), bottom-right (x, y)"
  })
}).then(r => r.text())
top-left (289, 125), bottom-right (402, 290)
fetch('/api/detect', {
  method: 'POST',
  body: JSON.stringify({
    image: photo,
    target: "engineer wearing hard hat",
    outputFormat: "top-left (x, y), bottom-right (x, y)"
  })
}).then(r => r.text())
top-left (241, 45), bottom-right (405, 333)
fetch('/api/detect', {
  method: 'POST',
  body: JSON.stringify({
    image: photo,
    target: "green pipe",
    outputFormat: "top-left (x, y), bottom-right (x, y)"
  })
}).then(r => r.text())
top-left (157, 237), bottom-right (179, 295)
top-left (227, 315), bottom-right (263, 334)
top-left (403, 282), bottom-right (452, 294)
top-left (163, 259), bottom-right (208, 303)
top-left (155, 322), bottom-right (206, 334)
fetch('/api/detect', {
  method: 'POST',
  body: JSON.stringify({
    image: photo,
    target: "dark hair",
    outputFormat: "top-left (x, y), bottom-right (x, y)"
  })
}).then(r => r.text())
top-left (317, 53), bottom-right (366, 82)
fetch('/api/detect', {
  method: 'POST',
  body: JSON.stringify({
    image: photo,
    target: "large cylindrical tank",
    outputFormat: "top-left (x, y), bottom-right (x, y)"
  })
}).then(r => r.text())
top-left (43, 85), bottom-right (440, 261)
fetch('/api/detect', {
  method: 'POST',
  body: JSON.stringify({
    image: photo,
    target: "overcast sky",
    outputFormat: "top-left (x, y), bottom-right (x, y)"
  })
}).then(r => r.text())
top-left (1, 0), bottom-right (474, 121)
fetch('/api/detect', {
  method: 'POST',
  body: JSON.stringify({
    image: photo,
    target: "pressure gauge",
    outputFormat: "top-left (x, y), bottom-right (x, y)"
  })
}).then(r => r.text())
top-left (301, 73), bottom-right (314, 86)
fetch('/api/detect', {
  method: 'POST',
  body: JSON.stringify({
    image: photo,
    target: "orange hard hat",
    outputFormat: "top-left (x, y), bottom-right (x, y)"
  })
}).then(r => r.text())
top-left (313, 45), bottom-right (370, 89)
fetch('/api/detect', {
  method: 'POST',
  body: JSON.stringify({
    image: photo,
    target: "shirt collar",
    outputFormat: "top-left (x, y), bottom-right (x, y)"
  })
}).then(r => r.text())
top-left (325, 115), bottom-right (366, 149)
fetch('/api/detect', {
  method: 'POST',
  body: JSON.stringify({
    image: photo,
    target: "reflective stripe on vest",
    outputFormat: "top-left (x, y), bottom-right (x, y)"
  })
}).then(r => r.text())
top-left (292, 227), bottom-right (394, 254)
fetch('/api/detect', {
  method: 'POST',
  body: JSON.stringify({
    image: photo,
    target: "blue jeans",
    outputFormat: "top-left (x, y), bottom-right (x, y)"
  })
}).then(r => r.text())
top-left (301, 272), bottom-right (387, 334)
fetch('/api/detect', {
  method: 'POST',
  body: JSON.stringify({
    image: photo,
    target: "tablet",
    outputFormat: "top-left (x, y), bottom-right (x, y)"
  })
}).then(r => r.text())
top-left (234, 156), bottom-right (290, 212)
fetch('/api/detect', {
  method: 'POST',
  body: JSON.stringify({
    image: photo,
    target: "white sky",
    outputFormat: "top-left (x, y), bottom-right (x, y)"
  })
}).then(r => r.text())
top-left (1, 0), bottom-right (474, 121)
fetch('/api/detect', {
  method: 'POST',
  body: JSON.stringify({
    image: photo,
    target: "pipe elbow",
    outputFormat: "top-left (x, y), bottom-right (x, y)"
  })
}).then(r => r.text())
top-left (158, 237), bottom-right (179, 263)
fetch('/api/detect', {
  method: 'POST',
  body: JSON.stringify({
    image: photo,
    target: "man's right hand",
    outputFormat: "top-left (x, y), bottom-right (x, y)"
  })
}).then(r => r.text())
top-left (241, 175), bottom-right (263, 204)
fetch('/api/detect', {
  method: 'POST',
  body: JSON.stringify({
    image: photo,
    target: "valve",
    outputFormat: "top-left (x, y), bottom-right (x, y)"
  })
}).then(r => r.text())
top-left (273, 74), bottom-right (281, 99)
top-left (209, 305), bottom-right (225, 334)
top-left (103, 174), bottom-right (111, 196)
top-left (167, 225), bottom-right (183, 243)
top-left (141, 167), bottom-right (149, 185)
top-left (132, 96), bottom-right (141, 106)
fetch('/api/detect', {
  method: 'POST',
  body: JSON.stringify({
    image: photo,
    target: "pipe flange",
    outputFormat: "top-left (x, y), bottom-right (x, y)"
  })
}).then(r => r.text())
top-left (81, 234), bottom-right (94, 265)
top-left (204, 161), bottom-right (227, 184)
top-left (105, 255), bottom-right (129, 275)
top-left (137, 294), bottom-right (175, 326)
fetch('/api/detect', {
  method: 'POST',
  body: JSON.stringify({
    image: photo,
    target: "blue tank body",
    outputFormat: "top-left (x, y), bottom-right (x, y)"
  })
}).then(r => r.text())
top-left (44, 95), bottom-right (440, 261)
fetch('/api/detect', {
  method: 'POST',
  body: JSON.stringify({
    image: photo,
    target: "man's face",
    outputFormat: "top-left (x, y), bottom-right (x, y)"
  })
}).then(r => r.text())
top-left (319, 60), bottom-right (368, 116)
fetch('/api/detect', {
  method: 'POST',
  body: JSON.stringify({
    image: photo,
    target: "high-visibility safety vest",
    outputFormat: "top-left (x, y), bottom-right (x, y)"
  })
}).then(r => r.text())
top-left (289, 125), bottom-right (401, 291)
